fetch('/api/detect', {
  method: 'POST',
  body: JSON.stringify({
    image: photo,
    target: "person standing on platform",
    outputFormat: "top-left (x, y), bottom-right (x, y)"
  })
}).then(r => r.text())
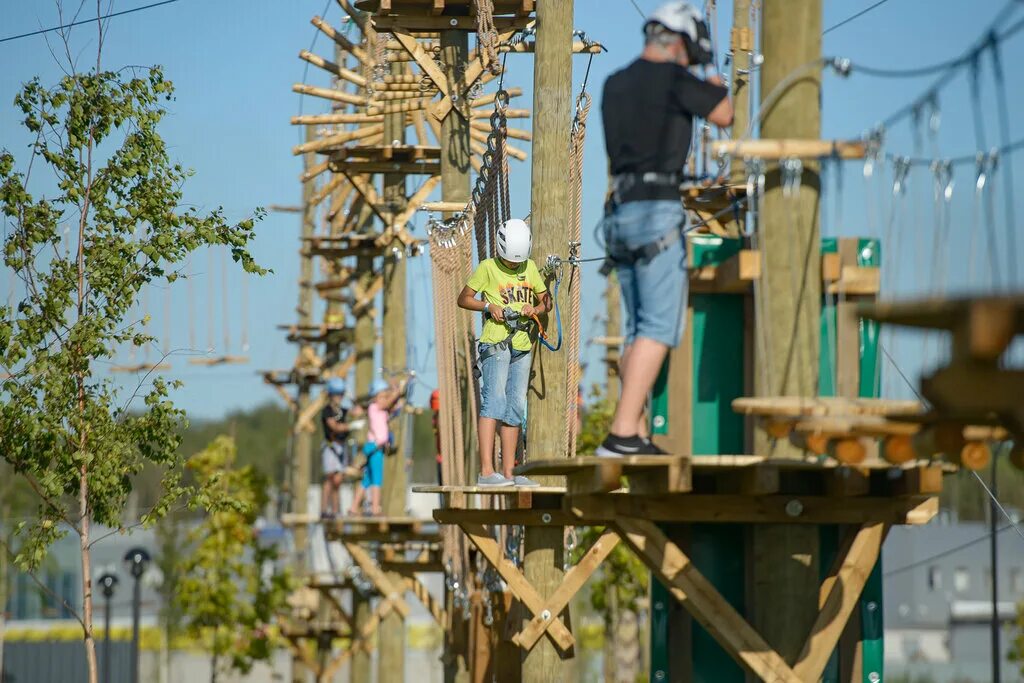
top-left (320, 378), bottom-right (360, 519)
top-left (597, 1), bottom-right (733, 456)
top-left (457, 218), bottom-right (549, 487)
top-left (349, 377), bottom-right (407, 516)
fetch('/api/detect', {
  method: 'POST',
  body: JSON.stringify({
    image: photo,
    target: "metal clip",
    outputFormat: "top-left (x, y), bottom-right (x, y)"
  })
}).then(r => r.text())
top-left (781, 157), bottom-right (803, 198)
top-left (892, 156), bottom-right (911, 196)
top-left (863, 126), bottom-right (884, 179)
top-left (744, 157), bottom-right (766, 201)
top-left (931, 159), bottom-right (954, 203)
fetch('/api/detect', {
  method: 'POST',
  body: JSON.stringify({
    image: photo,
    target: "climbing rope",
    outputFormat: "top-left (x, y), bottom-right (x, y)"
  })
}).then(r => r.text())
top-left (473, 0), bottom-right (502, 75)
top-left (565, 84), bottom-right (591, 458)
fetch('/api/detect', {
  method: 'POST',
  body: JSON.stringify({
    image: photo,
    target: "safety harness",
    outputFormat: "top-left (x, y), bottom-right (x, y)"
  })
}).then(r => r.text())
top-left (600, 171), bottom-right (685, 276)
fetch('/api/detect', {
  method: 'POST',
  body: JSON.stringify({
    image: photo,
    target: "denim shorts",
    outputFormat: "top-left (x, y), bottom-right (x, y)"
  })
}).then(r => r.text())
top-left (603, 199), bottom-right (688, 347)
top-left (478, 344), bottom-right (531, 426)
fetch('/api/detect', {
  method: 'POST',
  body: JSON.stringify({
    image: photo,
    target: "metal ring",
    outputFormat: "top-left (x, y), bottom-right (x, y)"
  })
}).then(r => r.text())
top-left (495, 89), bottom-right (510, 109)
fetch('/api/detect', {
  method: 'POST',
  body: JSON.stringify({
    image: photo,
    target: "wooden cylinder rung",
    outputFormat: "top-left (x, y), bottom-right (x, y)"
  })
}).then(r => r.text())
top-left (882, 434), bottom-right (917, 465)
top-left (957, 441), bottom-right (991, 471)
top-left (828, 438), bottom-right (867, 465)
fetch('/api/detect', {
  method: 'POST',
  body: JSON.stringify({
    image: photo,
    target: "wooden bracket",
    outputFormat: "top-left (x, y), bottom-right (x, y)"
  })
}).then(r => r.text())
top-left (457, 522), bottom-right (577, 652)
top-left (511, 528), bottom-right (619, 650)
top-left (609, 516), bottom-right (887, 682)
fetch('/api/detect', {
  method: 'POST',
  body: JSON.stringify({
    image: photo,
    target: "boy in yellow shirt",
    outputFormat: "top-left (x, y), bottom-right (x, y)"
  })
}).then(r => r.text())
top-left (457, 219), bottom-right (551, 486)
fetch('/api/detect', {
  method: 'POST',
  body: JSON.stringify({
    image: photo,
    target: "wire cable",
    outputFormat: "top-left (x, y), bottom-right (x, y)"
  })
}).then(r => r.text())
top-left (823, 0), bottom-right (894, 37)
top-left (0, 0), bottom-right (182, 44)
top-left (884, 523), bottom-right (1016, 578)
top-left (875, 6), bottom-right (1024, 129)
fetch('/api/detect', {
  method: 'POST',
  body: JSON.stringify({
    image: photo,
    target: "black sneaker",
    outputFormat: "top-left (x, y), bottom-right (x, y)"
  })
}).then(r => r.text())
top-left (640, 437), bottom-right (668, 455)
top-left (595, 434), bottom-right (649, 458)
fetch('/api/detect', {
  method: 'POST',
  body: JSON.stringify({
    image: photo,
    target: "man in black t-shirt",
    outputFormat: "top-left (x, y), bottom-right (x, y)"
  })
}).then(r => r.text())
top-left (597, 1), bottom-right (733, 457)
top-left (320, 377), bottom-right (361, 518)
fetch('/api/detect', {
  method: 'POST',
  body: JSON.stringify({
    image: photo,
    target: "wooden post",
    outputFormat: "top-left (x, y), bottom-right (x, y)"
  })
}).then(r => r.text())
top-left (751, 0), bottom-right (823, 667)
top-left (290, 125), bottom-right (318, 683)
top-left (523, 1), bottom-right (574, 681)
top-left (351, 254), bottom-right (375, 683)
top-left (439, 28), bottom-right (473, 683)
top-left (379, 61), bottom-right (408, 683)
top-left (728, 0), bottom-right (751, 185)
top-left (605, 272), bottom-right (621, 400)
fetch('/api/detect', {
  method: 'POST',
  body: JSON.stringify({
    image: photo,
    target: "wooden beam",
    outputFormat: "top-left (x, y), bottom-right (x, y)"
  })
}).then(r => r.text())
top-left (792, 523), bottom-right (887, 681)
top-left (512, 529), bottom-right (619, 650)
top-left (458, 522), bottom-right (576, 652)
top-left (611, 517), bottom-right (801, 682)
top-left (712, 138), bottom-right (865, 160)
top-left (569, 493), bottom-right (939, 526)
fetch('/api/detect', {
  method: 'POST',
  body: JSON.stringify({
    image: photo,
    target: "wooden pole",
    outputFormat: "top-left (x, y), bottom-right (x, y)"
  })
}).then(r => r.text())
top-left (351, 254), bottom-right (375, 683)
top-left (729, 0), bottom-right (752, 186)
top-left (379, 61), bottom-right (408, 683)
top-left (291, 125), bottom-right (318, 683)
top-left (523, 1), bottom-right (574, 680)
top-left (439, 28), bottom-right (473, 683)
top-left (751, 0), bottom-right (823, 666)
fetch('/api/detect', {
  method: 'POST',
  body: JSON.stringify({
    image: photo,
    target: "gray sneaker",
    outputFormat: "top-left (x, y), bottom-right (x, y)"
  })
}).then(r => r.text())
top-left (512, 475), bottom-right (540, 487)
top-left (477, 472), bottom-right (514, 487)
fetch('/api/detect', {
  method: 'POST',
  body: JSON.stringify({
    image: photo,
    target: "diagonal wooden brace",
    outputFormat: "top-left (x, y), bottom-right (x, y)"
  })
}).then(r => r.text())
top-left (430, 28), bottom-right (519, 121)
top-left (342, 172), bottom-right (394, 225)
top-left (375, 175), bottom-right (441, 247)
top-left (512, 528), bottom-right (619, 650)
top-left (791, 522), bottom-right (887, 682)
top-left (404, 574), bottom-right (447, 626)
top-left (343, 541), bottom-right (411, 618)
top-left (458, 522), bottom-right (576, 652)
top-left (611, 517), bottom-right (801, 683)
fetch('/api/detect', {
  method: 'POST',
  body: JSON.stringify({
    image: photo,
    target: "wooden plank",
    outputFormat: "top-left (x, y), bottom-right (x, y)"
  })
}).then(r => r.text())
top-left (826, 266), bottom-right (880, 295)
top-left (412, 484), bottom-right (566, 496)
top-left (792, 523), bottom-right (887, 682)
top-left (689, 249), bottom-right (761, 293)
top-left (458, 522), bottom-right (576, 651)
top-left (434, 508), bottom-right (575, 526)
top-left (512, 529), bottom-right (620, 650)
top-left (712, 138), bottom-right (866, 160)
top-left (569, 493), bottom-right (939, 526)
top-left (733, 396), bottom-right (923, 418)
top-left (612, 518), bottom-right (801, 682)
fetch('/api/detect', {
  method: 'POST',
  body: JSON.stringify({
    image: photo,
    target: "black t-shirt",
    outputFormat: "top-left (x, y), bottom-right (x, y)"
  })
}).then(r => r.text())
top-left (602, 59), bottom-right (727, 178)
top-left (321, 403), bottom-right (349, 444)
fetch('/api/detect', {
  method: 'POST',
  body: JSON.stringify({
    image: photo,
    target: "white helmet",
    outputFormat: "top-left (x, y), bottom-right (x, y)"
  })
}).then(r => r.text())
top-left (646, 1), bottom-right (713, 65)
top-left (496, 218), bottom-right (531, 263)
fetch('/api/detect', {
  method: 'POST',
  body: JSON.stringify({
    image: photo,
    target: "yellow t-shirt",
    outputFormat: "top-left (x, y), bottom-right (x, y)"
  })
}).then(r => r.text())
top-left (466, 258), bottom-right (548, 351)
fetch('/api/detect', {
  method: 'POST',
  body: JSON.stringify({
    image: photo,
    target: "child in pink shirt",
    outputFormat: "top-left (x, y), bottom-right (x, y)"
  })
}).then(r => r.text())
top-left (348, 377), bottom-right (407, 516)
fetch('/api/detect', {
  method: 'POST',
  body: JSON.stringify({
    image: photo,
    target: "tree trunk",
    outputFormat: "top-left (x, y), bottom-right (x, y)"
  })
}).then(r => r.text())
top-left (211, 651), bottom-right (219, 683)
top-left (80, 469), bottom-right (98, 683)
top-left (1, 505), bottom-right (9, 683)
top-left (603, 587), bottom-right (616, 683)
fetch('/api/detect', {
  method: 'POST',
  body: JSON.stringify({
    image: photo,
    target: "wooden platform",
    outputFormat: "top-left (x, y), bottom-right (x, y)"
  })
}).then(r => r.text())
top-left (516, 455), bottom-right (690, 495)
top-left (412, 484), bottom-right (567, 495)
top-left (328, 145), bottom-right (442, 175)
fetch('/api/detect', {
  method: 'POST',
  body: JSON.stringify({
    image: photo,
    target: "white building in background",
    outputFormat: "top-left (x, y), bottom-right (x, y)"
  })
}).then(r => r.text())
top-left (884, 517), bottom-right (1024, 683)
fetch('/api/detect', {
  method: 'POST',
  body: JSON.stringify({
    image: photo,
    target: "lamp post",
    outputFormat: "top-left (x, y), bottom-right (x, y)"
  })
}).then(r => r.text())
top-left (123, 548), bottom-right (150, 683)
top-left (98, 573), bottom-right (119, 683)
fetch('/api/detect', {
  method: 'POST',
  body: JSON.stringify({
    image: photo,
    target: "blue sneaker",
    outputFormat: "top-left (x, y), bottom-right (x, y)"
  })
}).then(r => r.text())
top-left (477, 472), bottom-right (514, 487)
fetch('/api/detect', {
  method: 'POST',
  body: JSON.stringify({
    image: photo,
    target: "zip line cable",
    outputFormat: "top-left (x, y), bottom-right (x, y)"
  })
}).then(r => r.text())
top-left (874, 4), bottom-right (1024, 129)
top-left (823, 0), bottom-right (894, 37)
top-left (884, 524), bottom-right (1016, 578)
top-left (0, 0), bottom-right (182, 44)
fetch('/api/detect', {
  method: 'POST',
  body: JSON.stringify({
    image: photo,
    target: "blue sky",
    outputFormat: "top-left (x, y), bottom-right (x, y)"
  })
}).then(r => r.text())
top-left (2, 0), bottom-right (1023, 420)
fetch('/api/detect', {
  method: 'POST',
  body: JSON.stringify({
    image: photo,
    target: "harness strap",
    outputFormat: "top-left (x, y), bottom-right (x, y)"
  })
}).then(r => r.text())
top-left (600, 226), bottom-right (682, 276)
